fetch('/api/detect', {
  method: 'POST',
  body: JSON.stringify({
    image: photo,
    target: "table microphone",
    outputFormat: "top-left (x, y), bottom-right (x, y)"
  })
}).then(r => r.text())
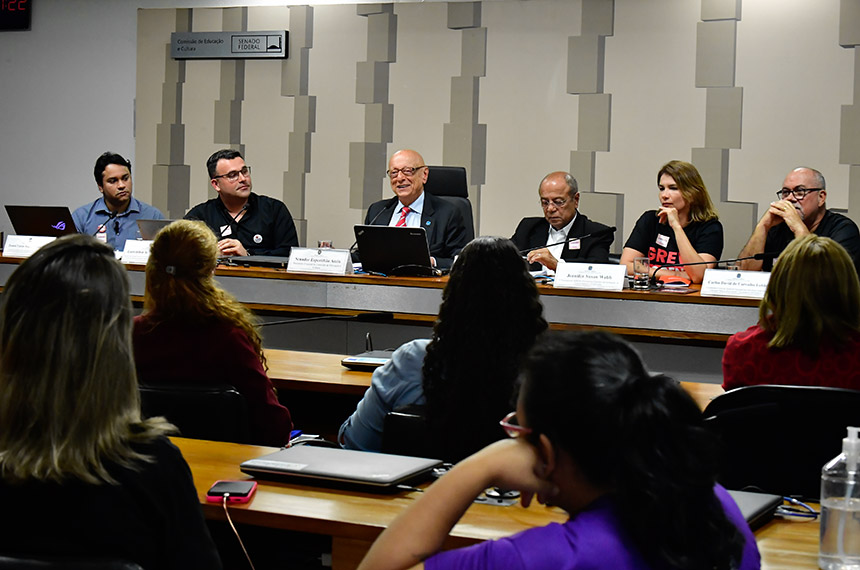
top-left (518, 226), bottom-right (617, 255)
top-left (647, 252), bottom-right (779, 287)
top-left (92, 211), bottom-right (118, 236)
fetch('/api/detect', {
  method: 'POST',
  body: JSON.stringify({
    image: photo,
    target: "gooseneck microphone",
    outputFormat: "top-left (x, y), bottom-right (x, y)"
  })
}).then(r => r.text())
top-left (92, 211), bottom-right (119, 236)
top-left (518, 226), bottom-right (617, 255)
top-left (647, 252), bottom-right (779, 286)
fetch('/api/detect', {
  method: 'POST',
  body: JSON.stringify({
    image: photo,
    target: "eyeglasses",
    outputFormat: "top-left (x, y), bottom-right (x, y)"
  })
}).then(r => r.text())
top-left (213, 166), bottom-right (251, 182)
top-left (386, 166), bottom-right (425, 178)
top-left (540, 198), bottom-right (568, 210)
top-left (499, 411), bottom-right (533, 438)
top-left (776, 187), bottom-right (822, 200)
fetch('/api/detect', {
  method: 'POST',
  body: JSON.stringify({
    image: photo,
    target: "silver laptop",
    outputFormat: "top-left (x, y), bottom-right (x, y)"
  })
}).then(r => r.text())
top-left (240, 445), bottom-right (442, 490)
top-left (6, 205), bottom-right (77, 237)
top-left (136, 219), bottom-right (175, 240)
top-left (727, 489), bottom-right (782, 530)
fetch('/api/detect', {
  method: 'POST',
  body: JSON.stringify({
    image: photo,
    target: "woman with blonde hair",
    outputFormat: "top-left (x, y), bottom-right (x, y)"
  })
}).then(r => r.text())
top-left (133, 219), bottom-right (292, 446)
top-left (0, 235), bottom-right (220, 567)
top-left (620, 160), bottom-right (723, 284)
top-left (723, 234), bottom-right (860, 390)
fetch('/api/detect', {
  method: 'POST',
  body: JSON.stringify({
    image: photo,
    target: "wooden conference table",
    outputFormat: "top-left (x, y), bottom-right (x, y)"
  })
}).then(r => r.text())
top-left (175, 436), bottom-right (820, 570)
top-left (0, 257), bottom-right (761, 343)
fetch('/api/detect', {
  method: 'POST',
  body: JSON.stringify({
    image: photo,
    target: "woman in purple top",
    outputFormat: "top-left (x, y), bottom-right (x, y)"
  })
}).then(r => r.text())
top-left (358, 331), bottom-right (760, 570)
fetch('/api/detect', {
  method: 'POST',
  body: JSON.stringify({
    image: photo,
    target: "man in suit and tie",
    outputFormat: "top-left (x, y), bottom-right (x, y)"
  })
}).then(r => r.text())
top-left (511, 171), bottom-right (613, 271)
top-left (364, 149), bottom-right (469, 269)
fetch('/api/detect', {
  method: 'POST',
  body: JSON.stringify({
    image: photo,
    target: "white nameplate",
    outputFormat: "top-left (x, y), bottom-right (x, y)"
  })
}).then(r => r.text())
top-left (700, 269), bottom-right (770, 299)
top-left (120, 240), bottom-right (153, 265)
top-left (287, 247), bottom-right (354, 275)
top-left (553, 261), bottom-right (627, 292)
top-left (3, 235), bottom-right (55, 258)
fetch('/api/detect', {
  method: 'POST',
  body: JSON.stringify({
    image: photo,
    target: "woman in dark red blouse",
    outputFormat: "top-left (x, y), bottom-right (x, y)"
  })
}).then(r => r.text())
top-left (722, 234), bottom-right (860, 390)
top-left (133, 220), bottom-right (292, 446)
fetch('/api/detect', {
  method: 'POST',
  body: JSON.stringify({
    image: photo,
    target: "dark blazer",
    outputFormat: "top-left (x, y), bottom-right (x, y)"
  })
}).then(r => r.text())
top-left (511, 212), bottom-right (613, 271)
top-left (364, 192), bottom-right (469, 269)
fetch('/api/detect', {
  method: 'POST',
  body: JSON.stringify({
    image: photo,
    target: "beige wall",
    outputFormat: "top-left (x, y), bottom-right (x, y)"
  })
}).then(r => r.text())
top-left (134, 0), bottom-right (859, 258)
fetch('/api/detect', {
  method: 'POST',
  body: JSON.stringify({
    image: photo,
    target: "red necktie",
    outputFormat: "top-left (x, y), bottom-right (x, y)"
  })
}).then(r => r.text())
top-left (395, 206), bottom-right (410, 227)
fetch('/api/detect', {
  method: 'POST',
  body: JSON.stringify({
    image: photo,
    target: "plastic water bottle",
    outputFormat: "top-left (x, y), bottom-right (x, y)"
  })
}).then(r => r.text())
top-left (820, 427), bottom-right (860, 569)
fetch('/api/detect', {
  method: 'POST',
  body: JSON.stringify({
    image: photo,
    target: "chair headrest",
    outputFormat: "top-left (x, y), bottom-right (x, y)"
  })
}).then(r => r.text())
top-left (423, 166), bottom-right (468, 198)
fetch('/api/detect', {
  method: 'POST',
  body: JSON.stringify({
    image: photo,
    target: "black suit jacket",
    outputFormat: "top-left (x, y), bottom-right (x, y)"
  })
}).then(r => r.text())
top-left (364, 192), bottom-right (469, 269)
top-left (511, 212), bottom-right (613, 271)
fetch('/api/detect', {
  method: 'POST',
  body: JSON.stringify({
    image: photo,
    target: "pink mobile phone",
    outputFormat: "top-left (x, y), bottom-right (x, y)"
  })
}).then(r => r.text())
top-left (206, 480), bottom-right (258, 503)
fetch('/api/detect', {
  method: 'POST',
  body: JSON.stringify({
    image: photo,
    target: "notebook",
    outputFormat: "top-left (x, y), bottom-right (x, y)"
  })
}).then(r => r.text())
top-left (353, 224), bottom-right (437, 276)
top-left (727, 489), bottom-right (782, 530)
top-left (136, 218), bottom-right (175, 240)
top-left (5, 205), bottom-right (77, 237)
top-left (240, 445), bottom-right (442, 491)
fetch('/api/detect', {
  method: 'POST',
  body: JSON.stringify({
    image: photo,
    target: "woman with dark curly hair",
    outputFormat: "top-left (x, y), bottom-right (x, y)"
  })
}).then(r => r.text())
top-left (339, 236), bottom-right (547, 461)
top-left (359, 331), bottom-right (759, 570)
top-left (133, 220), bottom-right (292, 446)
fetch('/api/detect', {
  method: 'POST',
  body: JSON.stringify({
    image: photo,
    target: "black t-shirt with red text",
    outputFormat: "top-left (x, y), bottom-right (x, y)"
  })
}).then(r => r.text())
top-left (624, 210), bottom-right (723, 266)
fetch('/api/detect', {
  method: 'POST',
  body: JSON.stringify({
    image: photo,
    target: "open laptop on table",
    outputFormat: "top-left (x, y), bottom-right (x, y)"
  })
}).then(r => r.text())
top-left (136, 218), bottom-right (176, 240)
top-left (726, 489), bottom-right (782, 530)
top-left (6, 205), bottom-right (77, 237)
top-left (354, 224), bottom-right (439, 277)
top-left (240, 445), bottom-right (442, 492)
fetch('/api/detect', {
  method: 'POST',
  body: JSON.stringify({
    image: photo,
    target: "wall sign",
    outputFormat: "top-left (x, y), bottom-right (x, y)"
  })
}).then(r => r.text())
top-left (171, 31), bottom-right (288, 60)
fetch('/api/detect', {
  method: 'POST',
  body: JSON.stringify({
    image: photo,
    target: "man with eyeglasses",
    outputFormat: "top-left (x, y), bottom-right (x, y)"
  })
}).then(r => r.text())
top-left (72, 152), bottom-right (164, 251)
top-left (738, 167), bottom-right (860, 272)
top-left (511, 171), bottom-right (613, 272)
top-left (362, 149), bottom-right (468, 269)
top-left (185, 149), bottom-right (298, 257)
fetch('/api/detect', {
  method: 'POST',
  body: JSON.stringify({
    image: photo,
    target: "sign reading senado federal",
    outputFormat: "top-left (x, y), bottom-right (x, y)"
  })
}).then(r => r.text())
top-left (170, 31), bottom-right (288, 59)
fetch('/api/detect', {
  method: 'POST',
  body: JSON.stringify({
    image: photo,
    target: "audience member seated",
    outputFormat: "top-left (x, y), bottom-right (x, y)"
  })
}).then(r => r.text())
top-left (738, 166), bottom-right (860, 273)
top-left (133, 220), bottom-right (292, 446)
top-left (185, 149), bottom-right (299, 257)
top-left (72, 151), bottom-right (164, 251)
top-left (511, 171), bottom-right (613, 272)
top-left (620, 160), bottom-right (723, 284)
top-left (339, 236), bottom-right (547, 462)
top-left (723, 234), bottom-right (860, 391)
top-left (0, 235), bottom-right (220, 568)
top-left (361, 149), bottom-right (470, 270)
top-left (357, 331), bottom-right (760, 570)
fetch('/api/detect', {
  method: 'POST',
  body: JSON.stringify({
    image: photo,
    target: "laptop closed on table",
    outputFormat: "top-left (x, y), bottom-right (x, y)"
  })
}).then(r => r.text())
top-left (5, 205), bottom-right (77, 237)
top-left (727, 489), bottom-right (782, 530)
top-left (220, 255), bottom-right (292, 269)
top-left (240, 445), bottom-right (442, 491)
top-left (354, 224), bottom-right (436, 276)
top-left (137, 219), bottom-right (175, 240)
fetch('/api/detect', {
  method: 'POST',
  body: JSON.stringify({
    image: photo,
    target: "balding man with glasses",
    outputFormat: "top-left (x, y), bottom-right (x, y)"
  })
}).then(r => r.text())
top-left (185, 149), bottom-right (298, 257)
top-left (738, 167), bottom-right (860, 272)
top-left (363, 149), bottom-right (469, 269)
top-left (511, 171), bottom-right (613, 272)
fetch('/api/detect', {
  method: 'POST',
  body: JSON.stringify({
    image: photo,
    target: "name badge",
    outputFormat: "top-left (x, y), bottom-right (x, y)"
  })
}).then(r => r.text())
top-left (568, 239), bottom-right (581, 250)
top-left (700, 269), bottom-right (771, 299)
top-left (219, 225), bottom-right (233, 237)
top-left (554, 261), bottom-right (627, 292)
top-left (119, 240), bottom-right (153, 265)
top-left (287, 247), bottom-right (354, 275)
top-left (3, 235), bottom-right (56, 258)
top-left (656, 234), bottom-right (670, 248)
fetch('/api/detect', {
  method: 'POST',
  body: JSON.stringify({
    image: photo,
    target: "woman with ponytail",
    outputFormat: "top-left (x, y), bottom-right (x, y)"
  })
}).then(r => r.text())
top-left (358, 330), bottom-right (760, 570)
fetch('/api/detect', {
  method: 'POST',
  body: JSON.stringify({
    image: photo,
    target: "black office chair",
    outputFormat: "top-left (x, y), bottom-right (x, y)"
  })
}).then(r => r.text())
top-left (381, 404), bottom-right (433, 458)
top-left (0, 555), bottom-right (143, 569)
top-left (139, 382), bottom-right (251, 444)
top-left (423, 166), bottom-right (475, 241)
top-left (702, 384), bottom-right (860, 500)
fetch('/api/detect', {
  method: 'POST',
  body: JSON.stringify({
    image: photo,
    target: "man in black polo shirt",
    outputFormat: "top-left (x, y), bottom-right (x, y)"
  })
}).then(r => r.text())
top-left (186, 149), bottom-right (298, 257)
top-left (738, 166), bottom-right (860, 273)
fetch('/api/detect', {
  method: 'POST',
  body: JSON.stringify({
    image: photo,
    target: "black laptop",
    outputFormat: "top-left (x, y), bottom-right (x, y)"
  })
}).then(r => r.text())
top-left (353, 224), bottom-right (437, 276)
top-left (6, 205), bottom-right (77, 237)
